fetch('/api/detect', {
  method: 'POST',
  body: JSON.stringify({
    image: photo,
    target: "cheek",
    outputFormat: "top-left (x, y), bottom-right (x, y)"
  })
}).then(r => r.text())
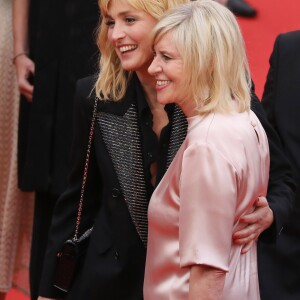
top-left (144, 50), bottom-right (155, 62)
top-left (139, 32), bottom-right (153, 50)
top-left (174, 69), bottom-right (185, 86)
top-left (139, 44), bottom-right (155, 62)
top-left (107, 30), bottom-right (114, 45)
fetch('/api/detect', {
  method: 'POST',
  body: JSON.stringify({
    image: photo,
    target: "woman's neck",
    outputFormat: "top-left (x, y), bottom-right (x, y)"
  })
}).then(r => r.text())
top-left (179, 100), bottom-right (198, 118)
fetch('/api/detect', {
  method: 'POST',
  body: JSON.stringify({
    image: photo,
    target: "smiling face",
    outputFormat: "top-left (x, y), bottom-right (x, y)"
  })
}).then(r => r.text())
top-left (148, 31), bottom-right (189, 105)
top-left (105, 0), bottom-right (157, 75)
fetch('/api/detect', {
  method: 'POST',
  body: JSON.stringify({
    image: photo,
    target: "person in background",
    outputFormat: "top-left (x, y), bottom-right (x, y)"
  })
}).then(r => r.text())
top-left (260, 30), bottom-right (300, 300)
top-left (12, 0), bottom-right (100, 299)
top-left (213, 0), bottom-right (257, 17)
top-left (0, 0), bottom-right (34, 299)
top-left (144, 1), bottom-right (267, 299)
top-left (226, 0), bottom-right (257, 18)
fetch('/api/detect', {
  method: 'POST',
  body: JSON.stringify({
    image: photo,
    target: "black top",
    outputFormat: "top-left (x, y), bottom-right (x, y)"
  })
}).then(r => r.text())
top-left (137, 94), bottom-right (178, 197)
top-left (18, 0), bottom-right (100, 194)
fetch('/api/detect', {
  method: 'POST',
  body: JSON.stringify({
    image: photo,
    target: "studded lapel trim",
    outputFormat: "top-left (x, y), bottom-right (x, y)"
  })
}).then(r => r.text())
top-left (97, 104), bottom-right (148, 246)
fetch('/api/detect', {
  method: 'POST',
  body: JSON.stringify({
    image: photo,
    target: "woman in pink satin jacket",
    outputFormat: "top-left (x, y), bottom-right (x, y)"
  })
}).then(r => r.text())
top-left (144, 1), bottom-right (269, 299)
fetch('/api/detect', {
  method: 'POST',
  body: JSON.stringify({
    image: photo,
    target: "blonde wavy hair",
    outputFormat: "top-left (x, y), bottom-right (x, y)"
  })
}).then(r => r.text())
top-left (152, 0), bottom-right (252, 114)
top-left (96, 0), bottom-right (188, 101)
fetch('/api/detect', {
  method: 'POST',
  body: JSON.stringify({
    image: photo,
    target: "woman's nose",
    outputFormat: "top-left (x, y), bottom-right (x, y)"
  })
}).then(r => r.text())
top-left (111, 23), bottom-right (125, 42)
top-left (148, 57), bottom-right (161, 75)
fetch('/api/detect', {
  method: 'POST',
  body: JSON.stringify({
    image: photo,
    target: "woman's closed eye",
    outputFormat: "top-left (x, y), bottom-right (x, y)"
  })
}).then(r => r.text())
top-left (161, 53), bottom-right (172, 62)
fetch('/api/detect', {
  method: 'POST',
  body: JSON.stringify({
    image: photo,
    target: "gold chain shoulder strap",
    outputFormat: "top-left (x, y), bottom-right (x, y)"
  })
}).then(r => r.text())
top-left (73, 98), bottom-right (98, 241)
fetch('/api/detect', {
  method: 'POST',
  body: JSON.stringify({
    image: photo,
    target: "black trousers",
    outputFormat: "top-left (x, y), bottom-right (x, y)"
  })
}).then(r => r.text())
top-left (30, 191), bottom-right (58, 300)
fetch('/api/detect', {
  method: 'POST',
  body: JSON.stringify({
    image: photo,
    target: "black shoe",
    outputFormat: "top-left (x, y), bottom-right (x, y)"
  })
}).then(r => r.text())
top-left (227, 0), bottom-right (257, 18)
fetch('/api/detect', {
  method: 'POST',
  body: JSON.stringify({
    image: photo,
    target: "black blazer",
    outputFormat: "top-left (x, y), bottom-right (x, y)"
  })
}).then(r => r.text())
top-left (39, 75), bottom-right (148, 299)
top-left (39, 75), bottom-right (295, 299)
top-left (260, 30), bottom-right (300, 300)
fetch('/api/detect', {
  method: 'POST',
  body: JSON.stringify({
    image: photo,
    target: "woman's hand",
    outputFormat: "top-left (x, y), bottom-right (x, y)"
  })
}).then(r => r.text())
top-left (14, 54), bottom-right (35, 101)
top-left (233, 196), bottom-right (274, 253)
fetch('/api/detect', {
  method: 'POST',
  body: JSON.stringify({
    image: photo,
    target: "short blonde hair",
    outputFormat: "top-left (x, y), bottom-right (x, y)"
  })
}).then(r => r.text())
top-left (96, 0), bottom-right (188, 101)
top-left (152, 0), bottom-right (251, 114)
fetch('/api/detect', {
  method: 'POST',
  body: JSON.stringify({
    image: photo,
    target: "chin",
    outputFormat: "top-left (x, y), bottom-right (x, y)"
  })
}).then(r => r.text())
top-left (121, 59), bottom-right (145, 71)
top-left (157, 97), bottom-right (171, 105)
top-left (121, 64), bottom-right (135, 71)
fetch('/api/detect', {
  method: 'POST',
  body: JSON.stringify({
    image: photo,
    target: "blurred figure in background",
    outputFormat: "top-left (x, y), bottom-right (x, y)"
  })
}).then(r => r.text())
top-left (0, 0), bottom-right (34, 299)
top-left (13, 0), bottom-right (100, 299)
top-left (226, 0), bottom-right (257, 18)
top-left (260, 30), bottom-right (300, 300)
top-left (214, 0), bottom-right (257, 17)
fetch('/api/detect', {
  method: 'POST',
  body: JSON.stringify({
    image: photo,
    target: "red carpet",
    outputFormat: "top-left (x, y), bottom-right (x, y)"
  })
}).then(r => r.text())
top-left (6, 1), bottom-right (300, 299)
top-left (6, 289), bottom-right (28, 300)
top-left (237, 0), bottom-right (300, 98)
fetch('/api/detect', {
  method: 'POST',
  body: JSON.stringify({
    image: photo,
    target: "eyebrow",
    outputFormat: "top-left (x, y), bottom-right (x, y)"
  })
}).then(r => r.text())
top-left (159, 50), bottom-right (172, 56)
top-left (105, 10), bottom-right (136, 19)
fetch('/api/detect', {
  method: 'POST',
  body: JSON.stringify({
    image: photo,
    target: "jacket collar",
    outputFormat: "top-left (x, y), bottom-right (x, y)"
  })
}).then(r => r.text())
top-left (97, 73), bottom-right (141, 116)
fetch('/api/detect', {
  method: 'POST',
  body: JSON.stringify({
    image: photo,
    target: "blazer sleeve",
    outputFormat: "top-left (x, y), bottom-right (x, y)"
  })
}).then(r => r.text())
top-left (251, 83), bottom-right (296, 243)
top-left (261, 35), bottom-right (280, 131)
top-left (39, 77), bottom-right (102, 297)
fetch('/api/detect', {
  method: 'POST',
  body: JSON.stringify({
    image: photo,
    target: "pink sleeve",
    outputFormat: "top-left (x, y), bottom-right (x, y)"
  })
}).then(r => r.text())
top-left (179, 143), bottom-right (238, 271)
